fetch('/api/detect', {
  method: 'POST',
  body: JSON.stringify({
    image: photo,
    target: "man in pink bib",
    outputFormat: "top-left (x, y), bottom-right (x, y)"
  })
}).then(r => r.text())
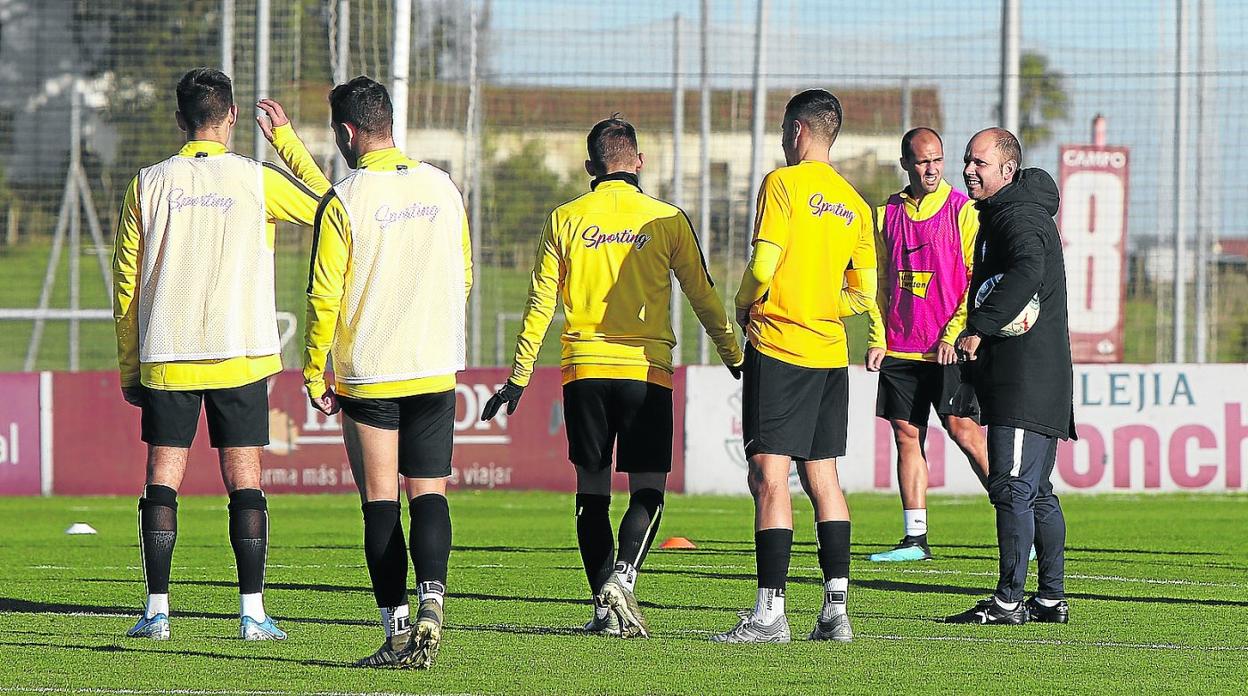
top-left (866, 128), bottom-right (989, 561)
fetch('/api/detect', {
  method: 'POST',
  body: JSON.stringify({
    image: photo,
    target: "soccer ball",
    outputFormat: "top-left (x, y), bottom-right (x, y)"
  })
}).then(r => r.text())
top-left (974, 274), bottom-right (1039, 337)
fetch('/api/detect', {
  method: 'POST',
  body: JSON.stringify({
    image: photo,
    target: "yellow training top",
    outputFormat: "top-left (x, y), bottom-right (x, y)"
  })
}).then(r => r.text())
top-left (507, 174), bottom-right (742, 389)
top-left (866, 180), bottom-right (979, 360)
top-left (304, 147), bottom-right (473, 400)
top-left (113, 125), bottom-right (330, 390)
top-left (736, 160), bottom-right (877, 369)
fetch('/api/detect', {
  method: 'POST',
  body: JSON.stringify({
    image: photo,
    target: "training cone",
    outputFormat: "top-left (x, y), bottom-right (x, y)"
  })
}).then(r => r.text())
top-left (659, 536), bottom-right (696, 550)
top-left (65, 523), bottom-right (97, 535)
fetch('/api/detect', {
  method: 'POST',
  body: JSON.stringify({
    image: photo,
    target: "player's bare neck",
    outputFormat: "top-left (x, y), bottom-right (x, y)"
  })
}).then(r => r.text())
top-left (184, 127), bottom-right (230, 147)
top-left (356, 135), bottom-right (398, 158)
top-left (797, 143), bottom-right (833, 167)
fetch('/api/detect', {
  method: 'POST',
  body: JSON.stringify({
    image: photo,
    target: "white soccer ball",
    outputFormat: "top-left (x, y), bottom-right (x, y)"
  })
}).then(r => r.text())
top-left (974, 273), bottom-right (1039, 337)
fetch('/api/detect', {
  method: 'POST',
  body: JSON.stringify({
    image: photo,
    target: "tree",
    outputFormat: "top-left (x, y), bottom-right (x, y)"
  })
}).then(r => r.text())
top-left (1017, 51), bottom-right (1069, 148)
top-left (480, 139), bottom-right (581, 268)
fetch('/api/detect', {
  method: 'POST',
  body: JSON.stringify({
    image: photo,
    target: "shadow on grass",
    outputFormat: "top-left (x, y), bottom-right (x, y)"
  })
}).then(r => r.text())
top-left (852, 579), bottom-right (1248, 608)
top-left (0, 597), bottom-right (373, 627)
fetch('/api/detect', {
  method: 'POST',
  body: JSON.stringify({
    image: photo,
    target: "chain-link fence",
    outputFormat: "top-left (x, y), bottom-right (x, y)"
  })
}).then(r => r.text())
top-left (0, 0), bottom-right (1243, 371)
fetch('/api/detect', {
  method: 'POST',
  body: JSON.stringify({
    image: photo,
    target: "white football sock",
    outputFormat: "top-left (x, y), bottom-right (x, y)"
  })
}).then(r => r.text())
top-left (419, 581), bottom-right (445, 608)
top-left (821, 577), bottom-right (848, 620)
top-left (994, 597), bottom-right (1020, 611)
top-left (614, 561), bottom-right (638, 592)
top-left (380, 604), bottom-right (411, 638)
top-left (240, 592), bottom-right (266, 622)
top-left (1034, 597), bottom-right (1063, 607)
top-left (144, 593), bottom-right (169, 619)
top-left (753, 587), bottom-right (785, 624)
top-left (594, 601), bottom-right (610, 620)
top-left (903, 509), bottom-right (928, 538)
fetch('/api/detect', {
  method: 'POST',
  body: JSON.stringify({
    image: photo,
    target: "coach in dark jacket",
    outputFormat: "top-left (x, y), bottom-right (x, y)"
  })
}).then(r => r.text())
top-left (946, 128), bottom-right (1073, 627)
top-left (966, 168), bottom-right (1075, 439)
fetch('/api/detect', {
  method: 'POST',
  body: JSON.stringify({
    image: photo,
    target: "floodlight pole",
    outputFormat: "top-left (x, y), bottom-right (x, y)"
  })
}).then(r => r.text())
top-left (254, 0), bottom-right (270, 161)
top-left (331, 0), bottom-right (351, 181)
top-left (68, 84), bottom-right (82, 371)
top-left (1173, 0), bottom-right (1190, 363)
top-left (671, 13), bottom-right (684, 366)
top-left (745, 0), bottom-right (768, 262)
top-left (391, 0), bottom-right (412, 151)
top-left (466, 1), bottom-right (483, 365)
top-left (221, 0), bottom-right (234, 78)
top-left (698, 0), bottom-right (712, 364)
top-left (1194, 0), bottom-right (1215, 363)
top-left (1000, 0), bottom-right (1020, 137)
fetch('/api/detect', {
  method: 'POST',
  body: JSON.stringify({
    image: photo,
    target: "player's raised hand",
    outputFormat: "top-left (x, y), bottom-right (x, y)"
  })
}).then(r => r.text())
top-left (865, 347), bottom-right (885, 372)
top-left (481, 381), bottom-right (524, 421)
top-left (936, 341), bottom-right (958, 365)
top-left (310, 386), bottom-right (341, 416)
top-left (255, 98), bottom-right (290, 142)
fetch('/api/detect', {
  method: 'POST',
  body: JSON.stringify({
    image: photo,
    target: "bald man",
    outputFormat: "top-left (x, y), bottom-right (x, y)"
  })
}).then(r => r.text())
top-left (946, 128), bottom-right (1075, 626)
top-left (865, 128), bottom-right (990, 563)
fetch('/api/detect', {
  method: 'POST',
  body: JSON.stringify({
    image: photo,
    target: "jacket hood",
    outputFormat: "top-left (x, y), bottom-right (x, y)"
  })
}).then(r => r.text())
top-left (980, 167), bottom-right (1060, 217)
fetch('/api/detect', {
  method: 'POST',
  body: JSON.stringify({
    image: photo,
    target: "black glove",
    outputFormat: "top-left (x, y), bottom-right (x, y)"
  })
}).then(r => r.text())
top-left (481, 381), bottom-right (524, 421)
top-left (727, 361), bottom-right (744, 380)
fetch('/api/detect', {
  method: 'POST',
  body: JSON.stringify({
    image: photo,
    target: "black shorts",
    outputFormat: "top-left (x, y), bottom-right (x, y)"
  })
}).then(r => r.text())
top-left (338, 390), bottom-right (455, 479)
top-left (140, 378), bottom-right (269, 449)
top-left (876, 356), bottom-right (980, 425)
top-left (562, 378), bottom-right (673, 473)
top-left (742, 346), bottom-right (848, 461)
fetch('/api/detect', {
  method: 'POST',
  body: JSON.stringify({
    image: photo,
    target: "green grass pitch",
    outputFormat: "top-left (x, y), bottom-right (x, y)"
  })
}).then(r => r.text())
top-left (0, 491), bottom-right (1244, 695)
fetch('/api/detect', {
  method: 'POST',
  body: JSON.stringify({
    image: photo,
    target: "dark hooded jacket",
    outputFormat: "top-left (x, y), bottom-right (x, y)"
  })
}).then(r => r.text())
top-left (965, 168), bottom-right (1076, 440)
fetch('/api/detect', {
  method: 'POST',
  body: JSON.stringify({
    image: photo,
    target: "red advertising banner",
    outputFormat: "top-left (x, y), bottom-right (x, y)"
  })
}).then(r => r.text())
top-left (1058, 145), bottom-right (1129, 362)
top-left (50, 369), bottom-right (685, 496)
top-left (0, 372), bottom-right (42, 495)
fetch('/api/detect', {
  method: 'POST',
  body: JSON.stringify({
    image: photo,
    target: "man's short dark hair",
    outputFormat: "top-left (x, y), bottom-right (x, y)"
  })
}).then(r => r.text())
top-left (176, 68), bottom-right (233, 131)
top-left (784, 89), bottom-right (843, 143)
top-left (901, 127), bottom-right (943, 161)
top-left (992, 128), bottom-right (1023, 173)
top-left (586, 114), bottom-right (638, 174)
top-left (329, 76), bottom-right (393, 136)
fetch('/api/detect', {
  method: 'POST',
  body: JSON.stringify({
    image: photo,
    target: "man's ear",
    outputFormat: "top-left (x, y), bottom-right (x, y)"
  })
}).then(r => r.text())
top-left (339, 122), bottom-right (357, 147)
top-left (1003, 159), bottom-right (1019, 182)
top-left (225, 104), bottom-right (238, 127)
top-left (175, 110), bottom-right (188, 133)
top-left (636, 152), bottom-right (645, 172)
top-left (584, 159), bottom-right (597, 177)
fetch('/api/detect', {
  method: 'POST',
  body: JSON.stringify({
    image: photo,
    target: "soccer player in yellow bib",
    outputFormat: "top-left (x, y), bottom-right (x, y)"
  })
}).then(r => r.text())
top-left (113, 68), bottom-right (330, 641)
top-left (712, 89), bottom-right (876, 644)
top-left (482, 116), bottom-right (743, 638)
top-left (303, 77), bottom-right (471, 669)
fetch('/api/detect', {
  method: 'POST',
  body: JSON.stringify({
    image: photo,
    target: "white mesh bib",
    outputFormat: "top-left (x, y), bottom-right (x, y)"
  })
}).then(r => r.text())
top-left (136, 153), bottom-right (277, 362)
top-left (331, 163), bottom-right (467, 383)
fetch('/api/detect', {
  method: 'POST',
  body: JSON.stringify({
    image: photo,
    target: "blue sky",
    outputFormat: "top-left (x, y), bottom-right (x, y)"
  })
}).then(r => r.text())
top-left (483, 0), bottom-right (1246, 241)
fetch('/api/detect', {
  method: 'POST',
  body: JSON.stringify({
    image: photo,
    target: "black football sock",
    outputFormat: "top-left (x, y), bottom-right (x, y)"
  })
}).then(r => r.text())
top-left (755, 528), bottom-right (793, 590)
top-left (575, 493), bottom-right (614, 596)
top-left (227, 489), bottom-right (268, 595)
top-left (614, 488), bottom-right (664, 588)
top-left (362, 500), bottom-right (409, 609)
top-left (138, 484), bottom-right (178, 599)
top-left (816, 520), bottom-right (851, 617)
top-left (815, 520), bottom-right (851, 582)
top-left (409, 493), bottom-right (451, 605)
